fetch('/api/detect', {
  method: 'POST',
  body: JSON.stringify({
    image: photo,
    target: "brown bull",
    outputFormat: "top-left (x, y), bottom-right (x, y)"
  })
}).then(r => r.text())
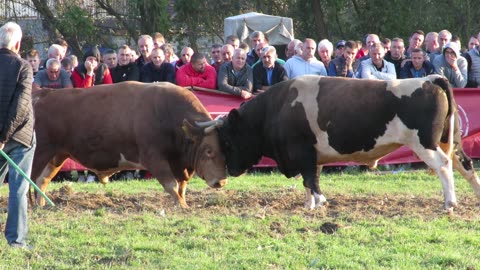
top-left (32, 81), bottom-right (227, 208)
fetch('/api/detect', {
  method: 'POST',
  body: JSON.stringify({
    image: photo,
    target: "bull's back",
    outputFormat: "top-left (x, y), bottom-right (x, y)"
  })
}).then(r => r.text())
top-left (260, 76), bottom-right (450, 161)
top-left (33, 82), bottom-right (210, 145)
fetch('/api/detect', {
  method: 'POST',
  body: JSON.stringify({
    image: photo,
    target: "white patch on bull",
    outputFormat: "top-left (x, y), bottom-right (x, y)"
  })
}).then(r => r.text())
top-left (385, 75), bottom-right (444, 98)
top-left (304, 188), bottom-right (315, 209)
top-left (385, 77), bottom-right (429, 98)
top-left (117, 153), bottom-right (145, 169)
top-left (413, 146), bottom-right (456, 209)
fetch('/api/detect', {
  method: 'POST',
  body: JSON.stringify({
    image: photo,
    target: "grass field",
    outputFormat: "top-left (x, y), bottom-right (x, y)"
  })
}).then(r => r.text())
top-left (1, 168), bottom-right (479, 269)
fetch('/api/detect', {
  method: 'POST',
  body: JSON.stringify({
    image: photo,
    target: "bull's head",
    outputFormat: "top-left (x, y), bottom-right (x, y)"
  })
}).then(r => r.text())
top-left (215, 109), bottom-right (263, 177)
top-left (182, 119), bottom-right (227, 188)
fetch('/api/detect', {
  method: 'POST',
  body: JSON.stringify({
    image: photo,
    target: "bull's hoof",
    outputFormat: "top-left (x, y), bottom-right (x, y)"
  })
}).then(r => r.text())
top-left (304, 201), bottom-right (315, 210)
top-left (315, 194), bottom-right (328, 207)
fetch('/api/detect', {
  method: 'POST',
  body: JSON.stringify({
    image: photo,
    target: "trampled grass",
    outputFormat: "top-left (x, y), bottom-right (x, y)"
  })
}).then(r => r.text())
top-left (1, 168), bottom-right (479, 269)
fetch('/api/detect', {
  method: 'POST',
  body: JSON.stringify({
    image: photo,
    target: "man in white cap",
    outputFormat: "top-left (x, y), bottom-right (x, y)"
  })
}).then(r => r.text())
top-left (432, 41), bottom-right (468, 88)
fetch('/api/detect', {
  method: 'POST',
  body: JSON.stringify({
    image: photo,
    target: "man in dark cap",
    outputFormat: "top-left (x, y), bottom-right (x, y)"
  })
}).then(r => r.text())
top-left (335, 40), bottom-right (346, 59)
top-left (71, 45), bottom-right (113, 87)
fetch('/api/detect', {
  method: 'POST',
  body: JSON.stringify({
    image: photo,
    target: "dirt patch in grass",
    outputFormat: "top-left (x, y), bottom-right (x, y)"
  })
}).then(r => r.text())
top-left (2, 185), bottom-right (476, 221)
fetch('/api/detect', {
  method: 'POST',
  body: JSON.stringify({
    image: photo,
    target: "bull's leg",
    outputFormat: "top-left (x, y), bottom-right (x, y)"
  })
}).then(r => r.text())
top-left (34, 153), bottom-right (68, 206)
top-left (414, 147), bottom-right (456, 210)
top-left (302, 164), bottom-right (326, 209)
top-left (452, 149), bottom-right (480, 198)
top-left (148, 160), bottom-right (189, 208)
top-left (178, 180), bottom-right (188, 202)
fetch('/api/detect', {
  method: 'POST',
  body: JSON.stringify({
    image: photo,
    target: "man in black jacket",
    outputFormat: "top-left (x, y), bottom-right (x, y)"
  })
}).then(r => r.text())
top-left (252, 46), bottom-right (288, 94)
top-left (0, 22), bottom-right (36, 249)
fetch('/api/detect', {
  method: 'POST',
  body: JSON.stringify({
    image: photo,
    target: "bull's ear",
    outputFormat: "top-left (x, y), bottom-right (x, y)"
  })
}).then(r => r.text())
top-left (228, 109), bottom-right (241, 124)
top-left (182, 119), bottom-right (201, 143)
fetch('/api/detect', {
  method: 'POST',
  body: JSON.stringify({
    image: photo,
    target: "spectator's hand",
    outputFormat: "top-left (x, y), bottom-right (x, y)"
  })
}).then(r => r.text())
top-left (241, 90), bottom-right (252, 99)
top-left (0, 143), bottom-right (4, 150)
top-left (445, 53), bottom-right (458, 70)
top-left (345, 56), bottom-right (354, 68)
top-left (85, 61), bottom-right (97, 75)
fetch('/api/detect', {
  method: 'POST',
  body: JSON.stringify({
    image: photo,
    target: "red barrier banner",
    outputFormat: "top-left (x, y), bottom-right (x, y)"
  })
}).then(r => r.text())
top-left (61, 88), bottom-right (480, 171)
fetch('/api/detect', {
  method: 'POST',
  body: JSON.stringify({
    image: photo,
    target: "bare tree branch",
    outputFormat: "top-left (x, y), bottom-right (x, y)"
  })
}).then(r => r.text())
top-left (95, 0), bottom-right (139, 43)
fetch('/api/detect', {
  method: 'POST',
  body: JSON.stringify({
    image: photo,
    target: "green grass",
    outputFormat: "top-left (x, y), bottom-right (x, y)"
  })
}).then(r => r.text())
top-left (1, 168), bottom-right (479, 269)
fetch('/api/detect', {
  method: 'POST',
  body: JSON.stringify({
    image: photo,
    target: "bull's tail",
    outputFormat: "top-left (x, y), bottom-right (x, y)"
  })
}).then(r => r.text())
top-left (433, 77), bottom-right (455, 157)
top-left (28, 186), bottom-right (34, 206)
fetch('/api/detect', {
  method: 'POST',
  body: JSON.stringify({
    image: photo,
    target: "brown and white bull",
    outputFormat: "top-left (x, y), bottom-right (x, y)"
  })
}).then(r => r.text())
top-left (216, 75), bottom-right (480, 211)
top-left (32, 81), bottom-right (227, 208)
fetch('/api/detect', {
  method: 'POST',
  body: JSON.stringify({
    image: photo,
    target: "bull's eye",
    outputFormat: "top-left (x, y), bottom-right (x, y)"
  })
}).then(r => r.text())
top-left (205, 148), bottom-right (214, 158)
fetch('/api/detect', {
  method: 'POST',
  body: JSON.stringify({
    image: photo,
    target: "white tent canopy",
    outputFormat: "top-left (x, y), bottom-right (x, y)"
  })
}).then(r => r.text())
top-left (224, 12), bottom-right (294, 46)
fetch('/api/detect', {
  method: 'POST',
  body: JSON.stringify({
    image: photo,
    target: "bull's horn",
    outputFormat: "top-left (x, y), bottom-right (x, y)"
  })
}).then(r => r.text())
top-left (196, 119), bottom-right (224, 134)
top-left (195, 119), bottom-right (224, 128)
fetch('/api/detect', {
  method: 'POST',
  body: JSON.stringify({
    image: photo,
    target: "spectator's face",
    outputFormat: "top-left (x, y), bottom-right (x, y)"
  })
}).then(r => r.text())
top-left (118, 48), bottom-right (131, 66)
top-left (47, 65), bottom-right (61, 81)
top-left (221, 46), bottom-right (234, 62)
top-left (151, 49), bottom-right (165, 67)
top-left (317, 47), bottom-right (331, 63)
top-left (343, 47), bottom-right (357, 61)
top-left (138, 37), bottom-right (153, 58)
top-left (302, 40), bottom-right (316, 60)
top-left (370, 47), bottom-right (385, 66)
top-left (468, 37), bottom-right (479, 50)
top-left (444, 48), bottom-right (457, 61)
top-left (366, 35), bottom-right (379, 47)
top-left (425, 35), bottom-right (439, 52)
top-left (27, 56), bottom-right (40, 72)
top-left (85, 56), bottom-right (98, 70)
top-left (382, 42), bottom-right (391, 52)
top-left (153, 39), bottom-right (164, 49)
top-left (211, 47), bottom-right (222, 62)
top-left (438, 33), bottom-right (451, 48)
top-left (409, 33), bottom-right (424, 50)
top-left (130, 51), bottom-right (138, 63)
top-left (49, 49), bottom-right (61, 60)
top-left (227, 39), bottom-right (239, 49)
top-left (411, 51), bottom-right (425, 70)
top-left (102, 53), bottom-right (117, 69)
top-left (192, 58), bottom-right (206, 73)
top-left (390, 41), bottom-right (405, 59)
top-left (62, 64), bottom-right (72, 75)
top-left (181, 49), bottom-right (193, 64)
top-left (255, 43), bottom-right (265, 58)
top-left (335, 46), bottom-right (345, 58)
top-left (286, 42), bottom-right (296, 59)
top-left (251, 36), bottom-right (264, 49)
top-left (261, 50), bottom-right (275, 68)
top-left (232, 51), bottom-right (246, 71)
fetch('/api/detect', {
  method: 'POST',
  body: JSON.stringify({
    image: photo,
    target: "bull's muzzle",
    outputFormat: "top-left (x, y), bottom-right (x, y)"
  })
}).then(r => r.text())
top-left (210, 178), bottom-right (228, 188)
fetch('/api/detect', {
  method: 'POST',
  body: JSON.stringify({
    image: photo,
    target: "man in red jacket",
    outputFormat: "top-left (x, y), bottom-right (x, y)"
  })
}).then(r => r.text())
top-left (176, 52), bottom-right (217, 89)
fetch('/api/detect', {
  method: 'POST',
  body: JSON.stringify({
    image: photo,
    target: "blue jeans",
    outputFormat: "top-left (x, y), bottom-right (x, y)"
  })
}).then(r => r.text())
top-left (0, 134), bottom-right (36, 246)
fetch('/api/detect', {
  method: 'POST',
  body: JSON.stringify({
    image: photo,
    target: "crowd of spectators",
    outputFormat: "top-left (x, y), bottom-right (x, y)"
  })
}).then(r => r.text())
top-left (23, 28), bottom-right (480, 180)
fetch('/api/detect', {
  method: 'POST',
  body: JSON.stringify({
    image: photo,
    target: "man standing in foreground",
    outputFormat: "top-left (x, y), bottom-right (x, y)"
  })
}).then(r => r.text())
top-left (0, 22), bottom-right (36, 249)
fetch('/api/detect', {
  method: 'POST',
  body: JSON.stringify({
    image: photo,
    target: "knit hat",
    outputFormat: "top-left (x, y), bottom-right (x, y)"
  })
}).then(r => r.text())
top-left (443, 42), bottom-right (460, 57)
top-left (83, 45), bottom-right (101, 62)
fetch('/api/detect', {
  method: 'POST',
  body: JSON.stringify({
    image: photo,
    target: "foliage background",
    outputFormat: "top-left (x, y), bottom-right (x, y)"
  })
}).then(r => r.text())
top-left (1, 0), bottom-right (479, 57)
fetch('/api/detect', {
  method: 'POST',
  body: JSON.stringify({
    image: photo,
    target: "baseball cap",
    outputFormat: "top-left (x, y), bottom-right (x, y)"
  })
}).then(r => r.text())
top-left (336, 40), bottom-right (346, 48)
